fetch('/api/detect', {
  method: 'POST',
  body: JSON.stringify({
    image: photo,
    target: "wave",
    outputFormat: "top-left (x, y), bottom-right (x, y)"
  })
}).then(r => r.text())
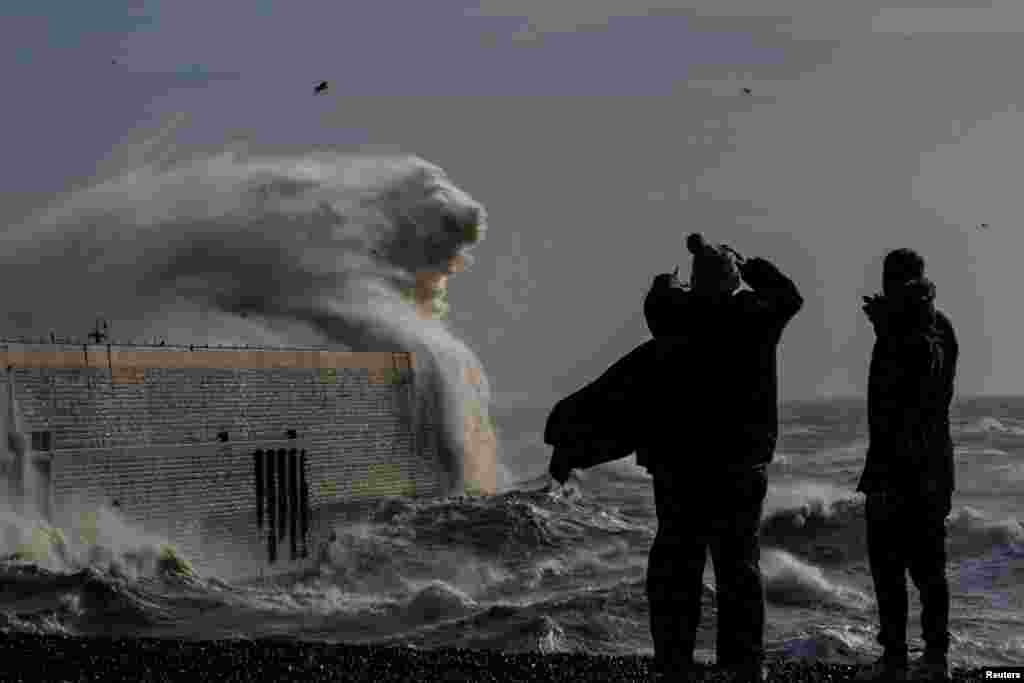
top-left (403, 580), bottom-right (479, 623)
top-left (769, 625), bottom-right (879, 665)
top-left (387, 560), bottom-right (868, 656)
top-left (309, 490), bottom-right (652, 600)
top-left (0, 563), bottom-right (178, 636)
top-left (955, 446), bottom-right (1011, 458)
top-left (0, 499), bottom-right (216, 637)
top-left (375, 576), bottom-right (671, 656)
top-left (1, 501), bottom-right (199, 581)
top-left (760, 549), bottom-right (869, 609)
top-left (946, 507), bottom-right (1024, 557)
top-left (388, 606), bottom-right (572, 655)
top-left (770, 617), bottom-right (1024, 668)
top-left (760, 495), bottom-right (1024, 566)
top-left (959, 416), bottom-right (1024, 436)
top-left (0, 130), bottom-right (500, 497)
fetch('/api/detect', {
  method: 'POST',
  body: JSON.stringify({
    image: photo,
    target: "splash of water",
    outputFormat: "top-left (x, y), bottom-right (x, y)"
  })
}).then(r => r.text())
top-left (0, 129), bottom-right (500, 497)
top-left (0, 497), bottom-right (196, 582)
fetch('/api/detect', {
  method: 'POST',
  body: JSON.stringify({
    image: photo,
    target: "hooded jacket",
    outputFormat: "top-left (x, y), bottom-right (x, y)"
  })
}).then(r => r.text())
top-left (641, 256), bottom-right (803, 473)
top-left (857, 284), bottom-right (958, 496)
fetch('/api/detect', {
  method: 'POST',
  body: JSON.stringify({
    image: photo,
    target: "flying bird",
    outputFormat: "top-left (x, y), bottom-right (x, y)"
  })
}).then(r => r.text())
top-left (315, 81), bottom-right (328, 94)
top-left (741, 88), bottom-right (752, 95)
top-left (978, 223), bottom-right (990, 230)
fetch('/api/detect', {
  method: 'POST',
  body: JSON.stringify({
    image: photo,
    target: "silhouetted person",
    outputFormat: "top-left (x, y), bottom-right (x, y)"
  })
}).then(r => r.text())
top-left (314, 81), bottom-right (328, 94)
top-left (856, 248), bottom-right (958, 682)
top-left (639, 233), bottom-right (802, 681)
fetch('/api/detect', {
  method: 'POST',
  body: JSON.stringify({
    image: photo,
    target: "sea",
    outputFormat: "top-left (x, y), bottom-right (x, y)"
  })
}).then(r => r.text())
top-left (2, 395), bottom-right (1022, 670)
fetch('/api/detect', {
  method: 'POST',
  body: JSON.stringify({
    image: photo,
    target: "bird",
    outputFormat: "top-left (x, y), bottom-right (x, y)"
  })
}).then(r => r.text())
top-left (978, 223), bottom-right (990, 230)
top-left (741, 87), bottom-right (752, 95)
top-left (315, 81), bottom-right (328, 94)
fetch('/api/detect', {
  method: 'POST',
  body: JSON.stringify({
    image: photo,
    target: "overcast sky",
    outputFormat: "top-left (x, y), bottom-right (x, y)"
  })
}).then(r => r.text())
top-left (3, 1), bottom-right (1022, 405)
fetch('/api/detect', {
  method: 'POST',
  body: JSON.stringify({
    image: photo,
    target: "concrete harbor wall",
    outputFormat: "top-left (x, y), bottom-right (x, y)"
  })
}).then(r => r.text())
top-left (0, 342), bottom-right (444, 574)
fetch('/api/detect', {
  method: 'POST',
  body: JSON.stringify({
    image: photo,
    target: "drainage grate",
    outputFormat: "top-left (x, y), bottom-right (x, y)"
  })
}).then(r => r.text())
top-left (253, 448), bottom-right (310, 563)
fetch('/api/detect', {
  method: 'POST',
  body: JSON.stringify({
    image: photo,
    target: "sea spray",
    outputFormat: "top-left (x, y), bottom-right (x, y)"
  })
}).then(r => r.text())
top-left (0, 500), bottom-right (200, 602)
top-left (0, 136), bottom-right (499, 497)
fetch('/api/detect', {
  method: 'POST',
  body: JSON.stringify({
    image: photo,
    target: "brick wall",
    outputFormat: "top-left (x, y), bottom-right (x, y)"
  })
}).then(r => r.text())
top-left (0, 343), bottom-right (449, 576)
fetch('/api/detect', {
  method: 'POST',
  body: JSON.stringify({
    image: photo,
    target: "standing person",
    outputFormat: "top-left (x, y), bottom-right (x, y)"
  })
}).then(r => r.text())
top-left (856, 249), bottom-right (958, 682)
top-left (641, 233), bottom-right (803, 682)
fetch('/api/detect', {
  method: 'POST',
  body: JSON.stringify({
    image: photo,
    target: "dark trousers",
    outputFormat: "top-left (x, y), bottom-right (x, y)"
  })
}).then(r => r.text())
top-left (865, 490), bottom-right (952, 660)
top-left (646, 467), bottom-right (768, 674)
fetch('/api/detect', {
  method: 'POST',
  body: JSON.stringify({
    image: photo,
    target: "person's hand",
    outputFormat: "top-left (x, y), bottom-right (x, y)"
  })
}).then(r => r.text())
top-left (686, 233), bottom-right (707, 256)
top-left (548, 448), bottom-right (573, 485)
top-left (862, 293), bottom-right (892, 335)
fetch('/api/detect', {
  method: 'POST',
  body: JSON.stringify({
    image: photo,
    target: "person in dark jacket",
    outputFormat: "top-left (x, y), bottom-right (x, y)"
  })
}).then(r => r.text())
top-left (855, 248), bottom-right (958, 683)
top-left (545, 265), bottom-right (694, 482)
top-left (641, 233), bottom-right (803, 682)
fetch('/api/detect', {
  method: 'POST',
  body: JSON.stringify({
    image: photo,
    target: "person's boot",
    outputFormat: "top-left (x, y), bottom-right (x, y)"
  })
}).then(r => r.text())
top-left (908, 650), bottom-right (948, 681)
top-left (855, 653), bottom-right (908, 681)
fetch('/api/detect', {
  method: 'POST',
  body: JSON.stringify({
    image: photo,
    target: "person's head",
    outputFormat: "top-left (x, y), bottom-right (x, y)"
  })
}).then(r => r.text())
top-left (882, 248), bottom-right (925, 297)
top-left (687, 233), bottom-right (740, 297)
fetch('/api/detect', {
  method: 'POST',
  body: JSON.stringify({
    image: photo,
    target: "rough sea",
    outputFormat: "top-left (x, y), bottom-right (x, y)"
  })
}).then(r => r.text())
top-left (0, 133), bottom-right (1019, 673)
top-left (2, 396), bottom-right (1022, 670)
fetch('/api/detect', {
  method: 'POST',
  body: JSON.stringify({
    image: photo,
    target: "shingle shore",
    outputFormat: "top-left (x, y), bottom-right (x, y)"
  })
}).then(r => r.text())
top-left (0, 633), bottom-right (992, 682)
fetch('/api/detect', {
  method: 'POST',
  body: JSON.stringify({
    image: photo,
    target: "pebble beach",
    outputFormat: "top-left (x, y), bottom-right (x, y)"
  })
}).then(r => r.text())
top-left (0, 633), bottom-right (999, 682)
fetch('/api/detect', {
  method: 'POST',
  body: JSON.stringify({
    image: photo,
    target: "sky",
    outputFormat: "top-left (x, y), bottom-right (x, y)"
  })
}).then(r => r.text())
top-left (2, 0), bottom-right (1022, 406)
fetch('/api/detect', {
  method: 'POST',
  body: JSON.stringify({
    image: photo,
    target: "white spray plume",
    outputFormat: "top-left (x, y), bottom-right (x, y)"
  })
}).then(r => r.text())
top-left (0, 126), bottom-right (500, 496)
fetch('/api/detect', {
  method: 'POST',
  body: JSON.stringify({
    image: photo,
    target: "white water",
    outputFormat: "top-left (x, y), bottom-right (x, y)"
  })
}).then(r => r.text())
top-left (0, 122), bottom-right (503, 497)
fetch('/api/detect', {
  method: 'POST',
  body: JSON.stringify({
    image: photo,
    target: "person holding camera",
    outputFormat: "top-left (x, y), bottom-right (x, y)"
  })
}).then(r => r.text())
top-left (637, 233), bottom-right (803, 682)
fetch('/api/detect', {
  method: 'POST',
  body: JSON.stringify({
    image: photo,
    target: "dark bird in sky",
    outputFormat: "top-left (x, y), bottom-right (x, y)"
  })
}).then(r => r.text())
top-left (741, 87), bottom-right (752, 95)
top-left (978, 223), bottom-right (990, 230)
top-left (315, 81), bottom-right (328, 94)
